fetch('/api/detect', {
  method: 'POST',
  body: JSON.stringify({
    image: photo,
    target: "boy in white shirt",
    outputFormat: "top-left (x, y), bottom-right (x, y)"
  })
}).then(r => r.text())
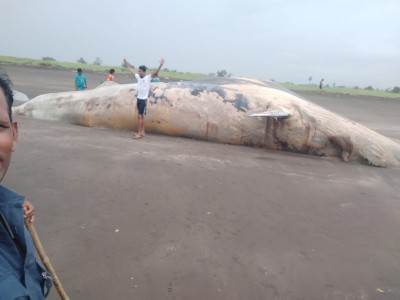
top-left (123, 57), bottom-right (165, 139)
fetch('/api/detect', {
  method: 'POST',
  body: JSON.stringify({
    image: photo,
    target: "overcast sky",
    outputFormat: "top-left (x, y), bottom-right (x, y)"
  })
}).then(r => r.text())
top-left (2, 0), bottom-right (399, 89)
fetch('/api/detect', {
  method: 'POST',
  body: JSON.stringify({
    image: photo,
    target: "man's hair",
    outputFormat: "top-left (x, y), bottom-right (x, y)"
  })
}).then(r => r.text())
top-left (110, 69), bottom-right (115, 74)
top-left (139, 65), bottom-right (147, 72)
top-left (0, 71), bottom-right (14, 121)
top-left (77, 68), bottom-right (83, 73)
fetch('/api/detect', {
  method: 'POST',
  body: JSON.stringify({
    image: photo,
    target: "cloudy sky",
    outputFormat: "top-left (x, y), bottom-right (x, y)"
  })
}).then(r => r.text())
top-left (2, 0), bottom-right (399, 89)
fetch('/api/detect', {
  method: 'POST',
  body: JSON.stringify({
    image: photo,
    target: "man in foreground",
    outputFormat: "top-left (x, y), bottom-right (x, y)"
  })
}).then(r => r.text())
top-left (0, 71), bottom-right (52, 299)
top-left (123, 57), bottom-right (165, 139)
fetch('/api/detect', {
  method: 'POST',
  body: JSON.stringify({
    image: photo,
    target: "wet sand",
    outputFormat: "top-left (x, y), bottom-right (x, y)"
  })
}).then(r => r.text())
top-left (2, 64), bottom-right (400, 299)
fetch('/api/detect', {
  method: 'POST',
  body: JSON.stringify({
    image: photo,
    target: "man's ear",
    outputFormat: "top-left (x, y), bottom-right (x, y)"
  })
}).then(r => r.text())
top-left (11, 121), bottom-right (19, 152)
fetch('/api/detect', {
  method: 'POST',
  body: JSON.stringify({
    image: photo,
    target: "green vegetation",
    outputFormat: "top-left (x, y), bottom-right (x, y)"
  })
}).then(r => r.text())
top-left (1, 55), bottom-right (398, 99)
top-left (282, 83), bottom-right (400, 99)
top-left (0, 55), bottom-right (115, 71)
top-left (0, 55), bottom-right (207, 81)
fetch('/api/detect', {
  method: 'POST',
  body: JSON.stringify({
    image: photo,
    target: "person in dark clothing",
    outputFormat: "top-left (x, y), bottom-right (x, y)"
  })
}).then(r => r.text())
top-left (0, 71), bottom-right (52, 299)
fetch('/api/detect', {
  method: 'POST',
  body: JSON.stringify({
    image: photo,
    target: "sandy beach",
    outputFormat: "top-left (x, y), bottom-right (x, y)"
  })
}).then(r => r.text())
top-left (2, 64), bottom-right (400, 300)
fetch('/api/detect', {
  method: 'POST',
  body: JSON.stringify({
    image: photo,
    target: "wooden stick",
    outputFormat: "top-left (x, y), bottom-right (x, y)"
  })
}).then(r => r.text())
top-left (25, 220), bottom-right (70, 300)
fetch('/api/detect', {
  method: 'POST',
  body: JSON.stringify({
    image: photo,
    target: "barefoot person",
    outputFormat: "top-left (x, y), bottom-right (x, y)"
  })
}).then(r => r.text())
top-left (123, 57), bottom-right (165, 139)
top-left (0, 71), bottom-right (52, 299)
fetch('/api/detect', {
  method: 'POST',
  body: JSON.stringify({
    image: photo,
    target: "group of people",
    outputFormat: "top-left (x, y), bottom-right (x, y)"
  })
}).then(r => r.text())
top-left (74, 68), bottom-right (116, 90)
top-left (74, 57), bottom-right (165, 139)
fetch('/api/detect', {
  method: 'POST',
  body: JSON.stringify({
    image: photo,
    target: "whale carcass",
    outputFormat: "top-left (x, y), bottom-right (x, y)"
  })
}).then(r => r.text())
top-left (13, 77), bottom-right (400, 168)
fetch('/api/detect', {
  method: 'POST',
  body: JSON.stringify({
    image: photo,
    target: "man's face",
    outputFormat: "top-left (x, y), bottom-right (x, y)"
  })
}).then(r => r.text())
top-left (0, 89), bottom-right (18, 182)
top-left (138, 69), bottom-right (146, 78)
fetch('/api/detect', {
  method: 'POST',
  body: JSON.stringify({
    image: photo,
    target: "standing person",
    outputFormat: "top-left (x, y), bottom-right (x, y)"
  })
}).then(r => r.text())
top-left (319, 78), bottom-right (324, 90)
top-left (0, 72), bottom-right (52, 299)
top-left (74, 68), bottom-right (87, 91)
top-left (107, 69), bottom-right (115, 81)
top-left (123, 57), bottom-right (165, 139)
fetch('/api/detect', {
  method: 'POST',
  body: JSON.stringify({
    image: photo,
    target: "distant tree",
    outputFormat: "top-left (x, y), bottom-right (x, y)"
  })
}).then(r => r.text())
top-left (217, 69), bottom-right (227, 77)
top-left (364, 86), bottom-right (374, 90)
top-left (77, 57), bottom-right (87, 64)
top-left (93, 57), bottom-right (102, 65)
top-left (308, 76), bottom-right (312, 84)
top-left (42, 57), bottom-right (56, 61)
top-left (391, 86), bottom-right (400, 93)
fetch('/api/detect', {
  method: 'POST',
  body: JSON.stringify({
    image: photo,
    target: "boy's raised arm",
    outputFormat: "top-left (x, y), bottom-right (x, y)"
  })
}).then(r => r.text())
top-left (124, 58), bottom-right (135, 75)
top-left (152, 58), bottom-right (165, 78)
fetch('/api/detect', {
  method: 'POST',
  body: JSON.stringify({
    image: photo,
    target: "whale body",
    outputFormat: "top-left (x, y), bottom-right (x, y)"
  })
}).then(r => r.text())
top-left (13, 77), bottom-right (400, 168)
